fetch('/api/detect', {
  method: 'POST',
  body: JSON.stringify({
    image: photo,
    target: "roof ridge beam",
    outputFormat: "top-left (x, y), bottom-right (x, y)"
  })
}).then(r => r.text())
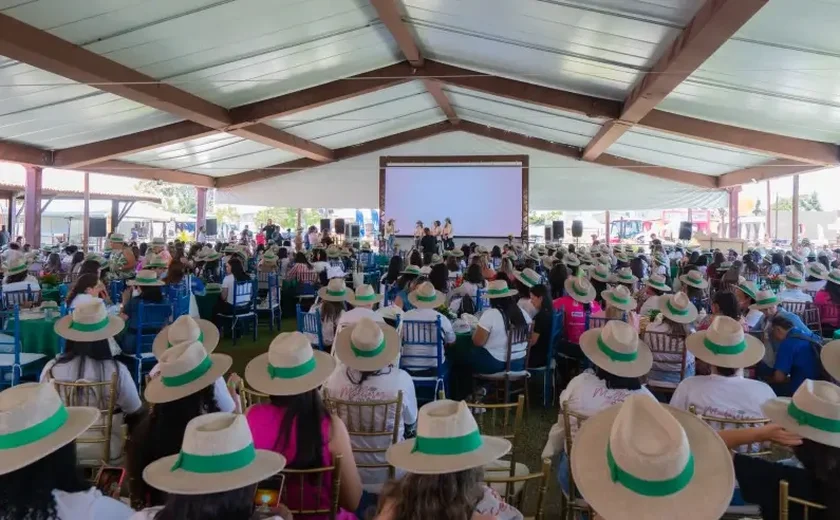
top-left (717, 159), bottom-right (825, 187)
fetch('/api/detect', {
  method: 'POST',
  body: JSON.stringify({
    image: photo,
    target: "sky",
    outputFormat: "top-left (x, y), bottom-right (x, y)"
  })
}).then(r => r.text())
top-left (741, 166), bottom-right (840, 211)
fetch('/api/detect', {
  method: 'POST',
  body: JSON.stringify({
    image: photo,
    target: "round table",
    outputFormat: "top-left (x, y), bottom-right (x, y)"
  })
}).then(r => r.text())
top-left (16, 315), bottom-right (61, 358)
top-left (195, 292), bottom-right (221, 321)
top-left (446, 331), bottom-right (478, 401)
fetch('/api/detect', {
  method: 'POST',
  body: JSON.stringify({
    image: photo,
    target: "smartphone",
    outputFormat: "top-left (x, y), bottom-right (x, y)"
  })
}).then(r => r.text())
top-left (253, 475), bottom-right (285, 512)
top-left (94, 466), bottom-right (126, 498)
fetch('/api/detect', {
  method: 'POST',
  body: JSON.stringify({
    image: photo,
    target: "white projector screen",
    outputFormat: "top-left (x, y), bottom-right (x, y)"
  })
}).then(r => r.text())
top-left (384, 165), bottom-right (523, 237)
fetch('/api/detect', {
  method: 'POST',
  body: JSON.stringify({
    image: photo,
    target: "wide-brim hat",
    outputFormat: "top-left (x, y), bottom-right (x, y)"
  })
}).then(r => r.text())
top-left (601, 286), bottom-right (637, 312)
top-left (449, 249), bottom-right (464, 258)
top-left (109, 233), bottom-right (125, 244)
top-left (348, 284), bottom-right (383, 306)
top-left (401, 265), bottom-right (422, 275)
top-left (827, 269), bottom-right (840, 286)
top-left (245, 332), bottom-right (336, 396)
top-left (0, 383), bottom-right (100, 476)
top-left (679, 271), bottom-right (708, 289)
top-left (408, 281), bottom-right (447, 308)
top-left (142, 413), bottom-right (286, 495)
top-left (564, 277), bottom-right (596, 304)
top-left (807, 263), bottom-right (828, 280)
top-left (590, 265), bottom-right (611, 283)
top-left (787, 252), bottom-right (805, 265)
top-left (54, 300), bottom-right (125, 342)
top-left (386, 400), bottom-right (511, 474)
top-left (326, 246), bottom-right (342, 258)
top-left (571, 395), bottom-right (734, 520)
top-left (659, 293), bottom-right (698, 324)
top-left (820, 340), bottom-right (840, 382)
top-left (735, 280), bottom-right (758, 300)
top-left (579, 321), bottom-right (652, 378)
top-left (152, 316), bottom-right (220, 359)
top-left (686, 316), bottom-right (765, 369)
top-left (784, 271), bottom-right (805, 287)
top-left (646, 274), bottom-right (672, 292)
top-left (127, 270), bottom-right (164, 286)
top-left (145, 342), bottom-right (233, 404)
top-left (612, 269), bottom-right (638, 285)
top-left (486, 279), bottom-right (517, 299)
top-left (318, 278), bottom-right (351, 302)
top-left (334, 319), bottom-right (401, 371)
top-left (762, 380), bottom-right (840, 449)
top-left (749, 290), bottom-right (780, 311)
top-left (563, 254), bottom-right (581, 267)
top-left (514, 268), bottom-right (541, 288)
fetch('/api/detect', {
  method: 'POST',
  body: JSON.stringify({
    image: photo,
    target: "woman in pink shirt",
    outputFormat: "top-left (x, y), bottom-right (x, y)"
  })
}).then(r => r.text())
top-left (815, 269), bottom-right (840, 336)
top-left (554, 276), bottom-right (602, 346)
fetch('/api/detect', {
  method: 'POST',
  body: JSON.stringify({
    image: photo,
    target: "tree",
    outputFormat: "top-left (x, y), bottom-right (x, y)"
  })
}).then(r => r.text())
top-left (135, 181), bottom-right (198, 214)
top-left (529, 210), bottom-right (564, 225)
top-left (213, 205), bottom-right (240, 225)
top-left (771, 191), bottom-right (823, 212)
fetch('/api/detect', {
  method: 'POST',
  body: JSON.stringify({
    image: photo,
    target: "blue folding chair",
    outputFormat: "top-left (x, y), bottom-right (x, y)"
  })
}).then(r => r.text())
top-left (1, 287), bottom-right (38, 310)
top-left (258, 272), bottom-right (282, 331)
top-left (217, 279), bottom-right (258, 345)
top-left (0, 306), bottom-right (47, 388)
top-left (357, 252), bottom-right (376, 272)
top-left (120, 300), bottom-right (173, 392)
top-left (474, 288), bottom-right (489, 313)
top-left (109, 279), bottom-right (126, 304)
top-left (295, 271), bottom-right (320, 307)
top-left (400, 316), bottom-right (448, 403)
top-left (528, 310), bottom-right (564, 407)
top-left (167, 281), bottom-right (191, 319)
top-left (296, 304), bottom-right (325, 350)
top-left (58, 283), bottom-right (69, 301)
top-left (362, 269), bottom-right (381, 294)
top-left (58, 302), bottom-right (69, 355)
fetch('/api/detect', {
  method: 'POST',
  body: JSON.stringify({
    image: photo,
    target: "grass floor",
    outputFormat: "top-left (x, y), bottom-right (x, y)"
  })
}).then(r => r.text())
top-left (216, 318), bottom-right (563, 517)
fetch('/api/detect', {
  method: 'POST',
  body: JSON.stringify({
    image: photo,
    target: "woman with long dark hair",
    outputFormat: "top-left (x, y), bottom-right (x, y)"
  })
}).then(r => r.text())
top-left (393, 265), bottom-right (421, 311)
top-left (429, 263), bottom-right (449, 294)
top-left (471, 280), bottom-right (532, 375)
top-left (218, 256), bottom-right (251, 312)
top-left (120, 269), bottom-right (166, 353)
top-left (245, 332), bottom-right (361, 519)
top-left (548, 262), bottom-right (569, 300)
top-left (527, 283), bottom-right (554, 369)
top-left (708, 251), bottom-right (726, 280)
top-left (816, 269), bottom-right (840, 334)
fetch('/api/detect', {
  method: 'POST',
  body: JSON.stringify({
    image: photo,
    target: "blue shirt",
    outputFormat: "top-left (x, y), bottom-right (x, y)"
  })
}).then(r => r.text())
top-left (774, 329), bottom-right (821, 396)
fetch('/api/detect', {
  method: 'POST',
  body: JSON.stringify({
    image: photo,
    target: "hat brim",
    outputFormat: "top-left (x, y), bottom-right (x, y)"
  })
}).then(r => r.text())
top-left (564, 280), bottom-right (595, 304)
top-left (820, 342), bottom-right (840, 382)
top-left (317, 287), bottom-right (350, 302)
top-left (678, 275), bottom-right (709, 290)
top-left (152, 319), bottom-right (220, 359)
top-left (54, 315), bottom-right (125, 342)
top-left (646, 281), bottom-right (673, 292)
top-left (386, 435), bottom-right (511, 474)
top-left (762, 398), bottom-right (840, 449)
top-left (612, 275), bottom-right (639, 285)
top-left (784, 278), bottom-right (805, 287)
top-left (591, 273), bottom-right (611, 283)
top-left (407, 292), bottom-right (447, 308)
top-left (348, 294), bottom-right (384, 306)
top-left (658, 301), bottom-right (698, 324)
top-left (333, 323), bottom-right (401, 371)
top-left (571, 403), bottom-right (734, 520)
top-left (486, 289), bottom-right (518, 300)
top-left (808, 270), bottom-right (828, 280)
top-left (144, 354), bottom-right (233, 404)
top-left (127, 279), bottom-right (165, 287)
top-left (749, 300), bottom-right (779, 311)
top-left (143, 450), bottom-right (286, 495)
top-left (0, 407), bottom-right (99, 476)
top-left (685, 331), bottom-right (765, 369)
top-left (245, 350), bottom-right (336, 396)
top-left (579, 328), bottom-right (653, 378)
top-left (600, 291), bottom-right (637, 312)
top-left (513, 272), bottom-right (537, 288)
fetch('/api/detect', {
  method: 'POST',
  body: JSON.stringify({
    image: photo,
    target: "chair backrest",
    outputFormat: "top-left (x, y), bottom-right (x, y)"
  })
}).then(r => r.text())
top-left (166, 281), bottom-right (191, 319)
top-left (267, 272), bottom-right (281, 308)
top-left (109, 280), bottom-right (126, 304)
top-left (782, 301), bottom-right (822, 335)
top-left (688, 405), bottom-right (772, 456)
top-left (779, 479), bottom-right (826, 520)
top-left (52, 373), bottom-right (118, 464)
top-left (296, 304), bottom-right (325, 350)
top-left (323, 389), bottom-right (403, 481)
top-left (231, 279), bottom-right (255, 309)
top-left (819, 303), bottom-right (840, 331)
top-left (400, 316), bottom-right (444, 372)
top-left (503, 322), bottom-right (533, 373)
top-left (236, 380), bottom-right (269, 411)
top-left (484, 458), bottom-right (551, 520)
top-left (466, 395), bottom-right (525, 493)
top-left (296, 271), bottom-right (320, 297)
top-left (561, 401), bottom-right (593, 516)
top-left (550, 310), bottom-right (564, 347)
top-left (134, 300), bottom-right (173, 355)
top-left (644, 331), bottom-right (689, 387)
top-left (2, 287), bottom-right (38, 309)
top-left (0, 306), bottom-right (21, 387)
top-left (280, 453), bottom-right (343, 520)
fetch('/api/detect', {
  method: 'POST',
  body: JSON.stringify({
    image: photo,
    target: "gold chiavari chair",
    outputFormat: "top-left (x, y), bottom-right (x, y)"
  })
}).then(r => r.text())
top-left (466, 395), bottom-right (527, 500)
top-left (643, 331), bottom-right (689, 395)
top-left (52, 373), bottom-right (119, 468)
top-left (280, 453), bottom-right (343, 520)
top-left (484, 458), bottom-right (551, 520)
top-left (236, 379), bottom-right (269, 412)
top-left (560, 401), bottom-right (594, 520)
top-left (780, 479), bottom-right (826, 520)
top-left (689, 405), bottom-right (772, 457)
top-left (322, 389), bottom-right (403, 482)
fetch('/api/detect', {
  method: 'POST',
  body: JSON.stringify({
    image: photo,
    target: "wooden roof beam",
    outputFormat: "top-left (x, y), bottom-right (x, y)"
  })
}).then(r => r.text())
top-left (369, 0), bottom-right (423, 67)
top-left (422, 79), bottom-right (459, 124)
top-left (717, 159), bottom-right (826, 187)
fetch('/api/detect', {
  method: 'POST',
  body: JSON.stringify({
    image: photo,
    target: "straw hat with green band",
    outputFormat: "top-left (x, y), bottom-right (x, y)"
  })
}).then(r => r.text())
top-left (807, 262), bottom-right (829, 280)
top-left (54, 300), bottom-right (125, 342)
top-left (145, 253), bottom-right (167, 269)
top-left (579, 320), bottom-right (653, 378)
top-left (3, 256), bottom-right (28, 275)
top-left (749, 289), bottom-right (780, 311)
top-left (514, 268), bottom-right (541, 289)
top-left (109, 233), bottom-right (125, 244)
top-left (144, 341), bottom-right (232, 404)
top-left (401, 265), bottom-right (422, 276)
top-left (784, 270), bottom-right (805, 287)
top-left (318, 278), bottom-right (351, 302)
top-left (612, 267), bottom-right (638, 285)
top-left (485, 279), bottom-right (518, 300)
top-left (571, 395), bottom-right (734, 520)
top-left (658, 292), bottom-right (698, 324)
top-left (347, 284), bottom-right (383, 307)
top-left (821, 340), bottom-right (840, 382)
top-left (787, 252), bottom-right (805, 265)
top-left (0, 383), bottom-right (100, 476)
top-left (408, 281), bottom-right (448, 308)
top-left (563, 253), bottom-right (581, 267)
top-left (685, 316), bottom-right (765, 369)
top-left (333, 318), bottom-right (400, 372)
top-left (84, 253), bottom-right (108, 266)
top-left (678, 270), bottom-right (708, 290)
top-left (827, 268), bottom-right (840, 286)
top-left (564, 276), bottom-right (596, 304)
top-left (762, 380), bottom-right (840, 449)
top-left (127, 269), bottom-right (164, 287)
top-left (244, 332), bottom-right (336, 396)
top-left (645, 273), bottom-right (672, 293)
top-left (735, 279), bottom-right (758, 300)
top-left (590, 264), bottom-right (611, 283)
top-left (141, 412), bottom-right (286, 495)
top-left (152, 315), bottom-right (220, 359)
top-left (386, 400), bottom-right (511, 474)
top-left (600, 285), bottom-right (637, 312)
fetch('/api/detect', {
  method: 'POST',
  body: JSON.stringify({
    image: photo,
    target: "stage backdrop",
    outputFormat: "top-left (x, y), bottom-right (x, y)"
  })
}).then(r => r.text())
top-left (383, 164), bottom-right (523, 238)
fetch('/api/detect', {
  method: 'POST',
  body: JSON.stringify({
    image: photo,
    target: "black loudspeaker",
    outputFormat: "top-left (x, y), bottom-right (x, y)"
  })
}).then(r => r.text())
top-left (89, 218), bottom-right (107, 238)
top-left (572, 220), bottom-right (583, 238)
top-left (348, 224), bottom-right (360, 239)
top-left (544, 226), bottom-right (552, 242)
top-left (679, 221), bottom-right (693, 241)
top-left (334, 218), bottom-right (346, 235)
top-left (552, 220), bottom-right (565, 239)
top-left (320, 219), bottom-right (331, 233)
top-left (205, 218), bottom-right (217, 236)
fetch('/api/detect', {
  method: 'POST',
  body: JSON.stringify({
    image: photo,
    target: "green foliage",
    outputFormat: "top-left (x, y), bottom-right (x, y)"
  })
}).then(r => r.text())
top-left (135, 181), bottom-right (198, 214)
top-left (213, 205), bottom-right (240, 224)
top-left (529, 210), bottom-right (564, 225)
top-left (254, 207), bottom-right (322, 230)
top-left (771, 191), bottom-right (822, 212)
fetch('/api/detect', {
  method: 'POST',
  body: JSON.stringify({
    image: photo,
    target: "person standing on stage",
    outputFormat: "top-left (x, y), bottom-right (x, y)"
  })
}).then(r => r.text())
top-left (443, 217), bottom-right (454, 251)
top-left (431, 220), bottom-right (443, 254)
top-left (414, 220), bottom-right (424, 249)
top-left (420, 227), bottom-right (437, 255)
top-left (384, 218), bottom-right (398, 255)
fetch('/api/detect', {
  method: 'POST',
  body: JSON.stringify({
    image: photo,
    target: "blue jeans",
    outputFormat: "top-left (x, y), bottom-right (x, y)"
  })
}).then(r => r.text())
top-left (470, 347), bottom-right (525, 374)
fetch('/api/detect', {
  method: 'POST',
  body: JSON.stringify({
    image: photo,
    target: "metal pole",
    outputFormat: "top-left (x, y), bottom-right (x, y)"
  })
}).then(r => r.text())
top-left (792, 174), bottom-right (800, 247)
top-left (83, 172), bottom-right (90, 250)
top-left (765, 180), bottom-right (771, 241)
top-left (605, 210), bottom-right (610, 245)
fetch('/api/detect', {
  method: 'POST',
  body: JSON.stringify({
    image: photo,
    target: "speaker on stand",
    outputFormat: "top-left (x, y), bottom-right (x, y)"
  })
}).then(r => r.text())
top-left (678, 221), bottom-right (693, 241)
top-left (544, 226), bottom-right (552, 243)
top-left (571, 220), bottom-right (583, 246)
top-left (205, 218), bottom-right (217, 237)
top-left (552, 220), bottom-right (565, 243)
top-left (320, 219), bottom-right (331, 234)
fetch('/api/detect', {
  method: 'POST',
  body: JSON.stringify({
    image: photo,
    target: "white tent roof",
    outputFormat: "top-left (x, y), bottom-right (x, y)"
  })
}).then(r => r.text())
top-left (41, 200), bottom-right (177, 221)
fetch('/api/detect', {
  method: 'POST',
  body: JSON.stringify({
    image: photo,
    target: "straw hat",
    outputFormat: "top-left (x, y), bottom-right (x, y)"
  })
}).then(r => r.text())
top-left (348, 284), bottom-right (383, 307)
top-left (360, 242), bottom-right (372, 251)
top-left (486, 279), bottom-right (517, 300)
top-left (84, 253), bottom-right (108, 266)
top-left (54, 300), bottom-right (125, 342)
top-left (821, 341), bottom-right (840, 382)
top-left (807, 263), bottom-right (828, 280)
top-left (127, 269), bottom-right (164, 287)
top-left (449, 249), bottom-right (464, 258)
top-left (716, 261), bottom-right (733, 272)
top-left (563, 254), bottom-right (581, 267)
top-left (659, 293), bottom-right (698, 324)
top-left (401, 265), bottom-right (422, 276)
top-left (645, 273), bottom-right (672, 292)
top-left (828, 268), bottom-right (840, 286)
top-left (261, 252), bottom-right (278, 266)
top-left (408, 281), bottom-right (447, 308)
top-left (579, 321), bottom-right (652, 378)
top-left (141, 413), bottom-right (286, 495)
top-left (784, 270), bottom-right (805, 287)
top-left (735, 279), bottom-right (758, 300)
top-left (152, 315), bottom-right (220, 359)
top-left (0, 383), bottom-right (100, 476)
top-left (318, 278), bottom-right (351, 302)
top-left (564, 276), bottom-right (596, 304)
top-left (589, 264), bottom-right (611, 283)
top-left (145, 253), bottom-right (167, 269)
top-left (541, 256), bottom-right (556, 269)
top-left (601, 285), bottom-right (637, 312)
top-left (326, 245), bottom-right (342, 258)
top-left (678, 270), bottom-right (708, 290)
top-left (150, 237), bottom-right (166, 247)
top-left (109, 233), bottom-right (125, 244)
top-left (615, 252), bottom-right (630, 263)
top-left (386, 400), bottom-right (511, 474)
top-left (419, 266), bottom-right (432, 276)
top-left (4, 256), bottom-right (28, 275)
top-left (763, 380), bottom-right (840, 448)
top-left (571, 395), bottom-right (734, 520)
top-left (430, 254), bottom-right (443, 266)
top-left (333, 318), bottom-right (400, 371)
top-left (749, 289), bottom-right (780, 311)
top-left (612, 268), bottom-right (638, 285)
top-left (787, 252), bottom-right (805, 265)
top-left (244, 332), bottom-right (336, 395)
top-left (144, 341), bottom-right (233, 404)
top-left (686, 316), bottom-right (765, 369)
top-left (514, 268), bottom-right (541, 288)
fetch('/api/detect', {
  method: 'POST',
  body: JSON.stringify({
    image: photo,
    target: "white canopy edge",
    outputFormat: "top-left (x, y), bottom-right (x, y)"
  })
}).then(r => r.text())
top-left (216, 131), bottom-right (727, 210)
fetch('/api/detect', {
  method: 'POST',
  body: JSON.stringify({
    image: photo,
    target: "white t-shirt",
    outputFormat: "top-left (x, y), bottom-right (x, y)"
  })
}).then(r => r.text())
top-left (670, 374), bottom-right (776, 424)
top-left (336, 307), bottom-right (384, 332)
top-left (53, 488), bottom-right (134, 520)
top-left (804, 280), bottom-right (826, 292)
top-left (2, 275), bottom-right (41, 293)
top-left (517, 298), bottom-right (538, 319)
top-left (323, 364), bottom-right (418, 492)
top-left (744, 308), bottom-right (763, 330)
top-left (309, 303), bottom-right (343, 347)
top-left (69, 293), bottom-right (100, 309)
top-left (312, 261), bottom-right (329, 274)
top-left (401, 308), bottom-right (456, 369)
top-left (221, 274), bottom-right (251, 304)
top-left (148, 364), bottom-right (236, 413)
top-left (477, 307), bottom-right (532, 363)
top-left (778, 288), bottom-right (813, 303)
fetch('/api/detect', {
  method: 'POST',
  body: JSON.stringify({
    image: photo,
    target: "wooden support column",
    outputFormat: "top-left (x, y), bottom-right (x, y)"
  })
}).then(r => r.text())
top-left (23, 166), bottom-right (42, 247)
top-left (82, 172), bottom-right (90, 250)
top-left (7, 194), bottom-right (13, 238)
top-left (195, 187), bottom-right (208, 240)
top-left (792, 174), bottom-right (800, 247)
top-left (604, 211), bottom-right (610, 245)
top-left (765, 180), bottom-right (772, 241)
top-left (110, 200), bottom-right (120, 234)
top-left (728, 187), bottom-right (741, 239)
